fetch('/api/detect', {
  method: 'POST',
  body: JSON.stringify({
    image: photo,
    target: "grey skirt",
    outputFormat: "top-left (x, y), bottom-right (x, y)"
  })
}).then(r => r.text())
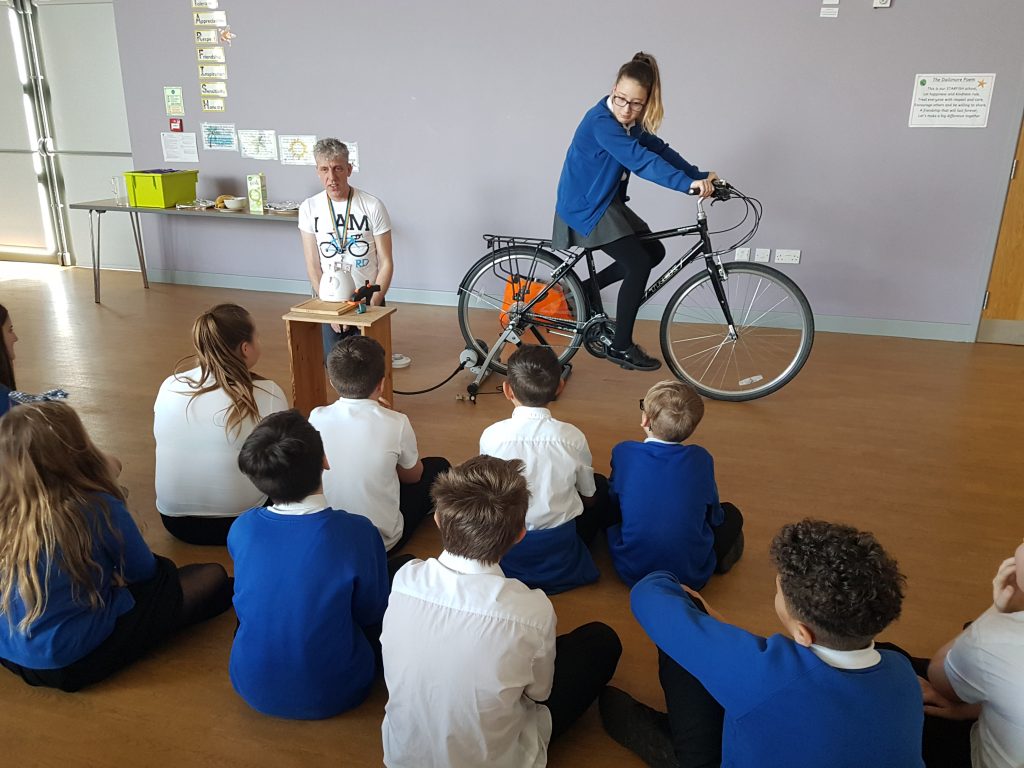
top-left (551, 199), bottom-right (652, 250)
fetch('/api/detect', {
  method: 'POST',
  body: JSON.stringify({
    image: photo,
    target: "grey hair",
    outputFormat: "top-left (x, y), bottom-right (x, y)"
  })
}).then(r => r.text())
top-left (313, 138), bottom-right (349, 164)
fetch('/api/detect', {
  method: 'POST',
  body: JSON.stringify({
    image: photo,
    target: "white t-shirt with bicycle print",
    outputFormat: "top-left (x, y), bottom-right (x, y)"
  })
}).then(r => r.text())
top-left (298, 188), bottom-right (392, 290)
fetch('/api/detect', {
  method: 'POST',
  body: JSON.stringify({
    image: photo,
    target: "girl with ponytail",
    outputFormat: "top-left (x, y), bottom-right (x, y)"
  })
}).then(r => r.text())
top-left (154, 304), bottom-right (287, 545)
top-left (553, 52), bottom-right (720, 372)
top-left (0, 402), bottom-right (231, 691)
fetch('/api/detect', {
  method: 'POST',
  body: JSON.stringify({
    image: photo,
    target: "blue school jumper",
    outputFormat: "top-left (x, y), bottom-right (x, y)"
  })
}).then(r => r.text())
top-left (632, 572), bottom-right (925, 768)
top-left (555, 97), bottom-right (707, 236)
top-left (608, 440), bottom-right (723, 588)
top-left (500, 520), bottom-right (599, 595)
top-left (228, 505), bottom-right (388, 719)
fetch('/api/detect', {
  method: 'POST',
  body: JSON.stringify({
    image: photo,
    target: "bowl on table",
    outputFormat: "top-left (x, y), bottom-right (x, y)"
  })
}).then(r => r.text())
top-left (222, 196), bottom-right (247, 211)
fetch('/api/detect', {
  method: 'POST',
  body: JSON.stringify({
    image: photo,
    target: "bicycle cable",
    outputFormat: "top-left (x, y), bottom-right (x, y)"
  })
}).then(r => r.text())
top-left (393, 361), bottom-right (468, 396)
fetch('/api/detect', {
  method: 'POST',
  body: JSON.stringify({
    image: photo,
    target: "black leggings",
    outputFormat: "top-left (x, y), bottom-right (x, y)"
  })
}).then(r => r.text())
top-left (595, 235), bottom-right (666, 350)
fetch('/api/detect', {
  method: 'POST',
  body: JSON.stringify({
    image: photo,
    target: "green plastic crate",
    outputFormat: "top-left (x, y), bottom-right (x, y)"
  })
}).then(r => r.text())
top-left (124, 169), bottom-right (199, 208)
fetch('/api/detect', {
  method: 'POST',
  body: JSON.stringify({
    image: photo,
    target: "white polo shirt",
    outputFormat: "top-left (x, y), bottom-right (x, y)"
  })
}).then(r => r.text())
top-left (154, 368), bottom-right (287, 517)
top-left (479, 406), bottom-right (597, 530)
top-left (308, 397), bottom-right (418, 550)
top-left (381, 552), bottom-right (556, 768)
top-left (945, 606), bottom-right (1024, 768)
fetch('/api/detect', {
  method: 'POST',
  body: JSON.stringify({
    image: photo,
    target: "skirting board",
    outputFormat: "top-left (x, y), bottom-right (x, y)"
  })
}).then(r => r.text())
top-left (139, 267), bottom-right (977, 343)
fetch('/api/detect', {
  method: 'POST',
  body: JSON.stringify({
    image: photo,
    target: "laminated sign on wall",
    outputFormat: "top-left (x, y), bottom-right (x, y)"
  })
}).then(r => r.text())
top-left (909, 74), bottom-right (996, 128)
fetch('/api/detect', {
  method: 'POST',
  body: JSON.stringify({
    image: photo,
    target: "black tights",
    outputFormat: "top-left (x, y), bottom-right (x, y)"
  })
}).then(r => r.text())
top-left (589, 235), bottom-right (666, 350)
top-left (176, 563), bottom-right (233, 630)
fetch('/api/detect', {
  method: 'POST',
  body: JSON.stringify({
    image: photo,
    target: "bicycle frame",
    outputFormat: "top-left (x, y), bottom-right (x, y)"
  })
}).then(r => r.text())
top-left (484, 197), bottom-right (738, 341)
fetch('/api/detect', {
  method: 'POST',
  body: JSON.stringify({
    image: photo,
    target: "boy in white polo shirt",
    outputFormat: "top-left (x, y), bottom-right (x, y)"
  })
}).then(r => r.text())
top-left (381, 455), bottom-right (621, 768)
top-left (308, 336), bottom-right (449, 552)
top-left (479, 344), bottom-right (610, 593)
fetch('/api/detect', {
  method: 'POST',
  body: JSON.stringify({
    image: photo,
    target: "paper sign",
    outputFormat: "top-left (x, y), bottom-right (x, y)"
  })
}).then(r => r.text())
top-left (163, 86), bottom-right (185, 116)
top-left (200, 81), bottom-right (227, 98)
top-left (820, 7), bottom-right (838, 17)
top-left (192, 0), bottom-right (218, 8)
top-left (193, 10), bottom-right (227, 27)
top-left (198, 63), bottom-right (227, 80)
top-left (202, 97), bottom-right (226, 112)
top-left (909, 74), bottom-right (996, 128)
top-left (239, 130), bottom-right (279, 160)
top-left (161, 132), bottom-right (199, 163)
top-left (344, 141), bottom-right (360, 172)
top-left (279, 134), bottom-right (317, 165)
top-left (201, 122), bottom-right (238, 151)
top-left (194, 29), bottom-right (218, 44)
top-left (197, 46), bottom-right (225, 63)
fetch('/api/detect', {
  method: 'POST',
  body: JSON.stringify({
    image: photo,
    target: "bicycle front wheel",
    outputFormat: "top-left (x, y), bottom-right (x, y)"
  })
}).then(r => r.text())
top-left (458, 246), bottom-right (587, 375)
top-left (660, 262), bottom-right (814, 401)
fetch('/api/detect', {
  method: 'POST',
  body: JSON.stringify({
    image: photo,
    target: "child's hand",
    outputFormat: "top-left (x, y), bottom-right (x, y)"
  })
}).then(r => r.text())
top-left (919, 678), bottom-right (981, 720)
top-left (682, 585), bottom-right (726, 622)
top-left (992, 547), bottom-right (1023, 613)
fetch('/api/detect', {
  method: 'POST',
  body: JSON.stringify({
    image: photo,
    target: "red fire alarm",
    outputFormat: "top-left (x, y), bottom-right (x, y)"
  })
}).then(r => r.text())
top-left (169, 118), bottom-right (183, 132)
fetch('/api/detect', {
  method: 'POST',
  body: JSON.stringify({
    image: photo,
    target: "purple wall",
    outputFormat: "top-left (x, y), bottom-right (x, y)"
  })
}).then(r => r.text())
top-left (111, 0), bottom-right (1024, 337)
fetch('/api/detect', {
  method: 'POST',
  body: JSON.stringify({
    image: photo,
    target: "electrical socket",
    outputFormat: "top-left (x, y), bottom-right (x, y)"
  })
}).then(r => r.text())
top-left (734, 247), bottom-right (750, 261)
top-left (754, 248), bottom-right (771, 263)
top-left (873, 0), bottom-right (891, 7)
top-left (774, 249), bottom-right (801, 264)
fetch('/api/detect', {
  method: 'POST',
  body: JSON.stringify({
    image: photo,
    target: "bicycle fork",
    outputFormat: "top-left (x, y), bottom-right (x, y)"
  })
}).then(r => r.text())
top-left (705, 256), bottom-right (739, 341)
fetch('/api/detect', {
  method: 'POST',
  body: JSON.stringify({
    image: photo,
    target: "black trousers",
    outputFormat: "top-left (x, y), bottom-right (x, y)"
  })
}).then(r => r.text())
top-left (595, 235), bottom-right (666, 350)
top-left (543, 622), bottom-right (623, 741)
top-left (574, 473), bottom-right (614, 545)
top-left (390, 456), bottom-right (451, 553)
top-left (160, 512), bottom-right (237, 546)
top-left (711, 502), bottom-right (744, 576)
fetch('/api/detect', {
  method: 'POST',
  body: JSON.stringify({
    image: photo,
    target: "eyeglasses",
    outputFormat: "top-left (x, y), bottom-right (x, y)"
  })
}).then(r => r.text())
top-left (611, 93), bottom-right (646, 112)
top-left (639, 399), bottom-right (645, 412)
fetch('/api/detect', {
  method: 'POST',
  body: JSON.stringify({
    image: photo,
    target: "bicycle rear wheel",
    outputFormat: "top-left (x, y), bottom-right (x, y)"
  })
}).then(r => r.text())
top-left (660, 262), bottom-right (813, 401)
top-left (458, 246), bottom-right (587, 375)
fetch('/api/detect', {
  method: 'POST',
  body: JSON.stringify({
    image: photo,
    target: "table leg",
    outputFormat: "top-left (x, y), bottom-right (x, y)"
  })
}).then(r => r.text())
top-left (286, 319), bottom-right (328, 416)
top-left (360, 314), bottom-right (393, 404)
top-left (129, 211), bottom-right (150, 289)
top-left (89, 209), bottom-right (102, 304)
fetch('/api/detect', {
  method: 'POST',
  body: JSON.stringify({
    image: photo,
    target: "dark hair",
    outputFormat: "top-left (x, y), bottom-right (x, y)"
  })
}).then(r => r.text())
top-left (0, 303), bottom-right (14, 390)
top-left (616, 51), bottom-right (664, 133)
top-left (770, 519), bottom-right (906, 651)
top-left (431, 455), bottom-right (530, 565)
top-left (643, 380), bottom-right (704, 442)
top-left (237, 410), bottom-right (324, 503)
top-left (506, 345), bottom-right (561, 407)
top-left (327, 336), bottom-right (385, 399)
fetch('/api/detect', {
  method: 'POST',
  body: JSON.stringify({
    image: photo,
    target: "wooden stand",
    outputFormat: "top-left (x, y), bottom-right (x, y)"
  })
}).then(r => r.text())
top-left (282, 304), bottom-right (396, 416)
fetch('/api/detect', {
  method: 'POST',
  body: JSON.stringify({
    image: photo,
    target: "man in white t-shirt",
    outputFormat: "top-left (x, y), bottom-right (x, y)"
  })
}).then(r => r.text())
top-left (298, 138), bottom-right (393, 359)
top-left (924, 540), bottom-right (1024, 768)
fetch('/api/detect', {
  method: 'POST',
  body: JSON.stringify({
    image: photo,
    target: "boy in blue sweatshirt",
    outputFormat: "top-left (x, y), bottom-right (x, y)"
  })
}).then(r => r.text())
top-left (229, 409), bottom-right (389, 720)
top-left (601, 519), bottom-right (924, 768)
top-left (607, 380), bottom-right (743, 588)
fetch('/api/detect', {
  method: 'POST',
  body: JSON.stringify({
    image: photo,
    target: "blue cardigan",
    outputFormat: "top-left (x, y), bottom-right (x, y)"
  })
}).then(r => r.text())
top-left (555, 97), bottom-right (708, 236)
top-left (632, 572), bottom-right (924, 768)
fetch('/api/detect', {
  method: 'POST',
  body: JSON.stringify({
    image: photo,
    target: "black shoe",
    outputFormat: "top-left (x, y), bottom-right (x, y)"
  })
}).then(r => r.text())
top-left (599, 687), bottom-right (677, 768)
top-left (606, 344), bottom-right (662, 372)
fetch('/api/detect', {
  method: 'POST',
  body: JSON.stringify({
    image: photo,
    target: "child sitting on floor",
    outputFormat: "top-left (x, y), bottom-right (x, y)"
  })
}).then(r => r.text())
top-left (602, 518), bottom-right (924, 768)
top-left (479, 344), bottom-right (609, 594)
top-left (230, 409), bottom-right (389, 720)
top-left (0, 402), bottom-right (231, 692)
top-left (607, 379), bottom-right (743, 587)
top-left (381, 455), bottom-right (621, 767)
top-left (309, 336), bottom-right (449, 553)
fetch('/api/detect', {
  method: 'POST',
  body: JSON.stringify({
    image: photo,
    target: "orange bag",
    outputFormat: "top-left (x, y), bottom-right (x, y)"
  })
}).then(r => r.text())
top-left (500, 277), bottom-right (571, 328)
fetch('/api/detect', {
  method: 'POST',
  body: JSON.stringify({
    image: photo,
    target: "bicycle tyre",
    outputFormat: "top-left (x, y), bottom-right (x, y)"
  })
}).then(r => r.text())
top-left (659, 262), bottom-right (813, 401)
top-left (458, 246), bottom-right (587, 375)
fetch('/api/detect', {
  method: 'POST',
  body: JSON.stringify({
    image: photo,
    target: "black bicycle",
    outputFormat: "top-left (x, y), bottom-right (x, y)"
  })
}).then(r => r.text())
top-left (456, 181), bottom-right (814, 401)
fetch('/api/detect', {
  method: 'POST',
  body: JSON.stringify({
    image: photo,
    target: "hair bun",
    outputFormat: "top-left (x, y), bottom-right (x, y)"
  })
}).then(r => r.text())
top-left (632, 51), bottom-right (655, 67)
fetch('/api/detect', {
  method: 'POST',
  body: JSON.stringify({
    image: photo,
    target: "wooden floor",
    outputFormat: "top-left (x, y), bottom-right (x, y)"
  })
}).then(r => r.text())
top-left (1, 263), bottom-right (1022, 767)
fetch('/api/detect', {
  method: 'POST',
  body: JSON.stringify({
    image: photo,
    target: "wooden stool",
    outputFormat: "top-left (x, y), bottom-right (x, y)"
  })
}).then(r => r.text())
top-left (282, 304), bottom-right (397, 415)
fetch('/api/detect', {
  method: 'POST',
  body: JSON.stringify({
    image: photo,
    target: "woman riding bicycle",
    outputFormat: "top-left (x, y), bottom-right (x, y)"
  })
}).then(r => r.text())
top-left (553, 51), bottom-right (718, 372)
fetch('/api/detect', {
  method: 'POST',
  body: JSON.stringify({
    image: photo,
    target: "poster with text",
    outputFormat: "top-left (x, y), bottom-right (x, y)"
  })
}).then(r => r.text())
top-left (279, 134), bottom-right (317, 165)
top-left (909, 74), bottom-right (995, 128)
top-left (161, 132), bottom-right (199, 163)
top-left (239, 130), bottom-right (278, 160)
top-left (201, 122), bottom-right (238, 151)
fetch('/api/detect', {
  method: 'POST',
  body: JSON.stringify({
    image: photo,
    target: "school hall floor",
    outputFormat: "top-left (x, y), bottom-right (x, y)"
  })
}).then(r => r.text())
top-left (1, 263), bottom-right (1021, 767)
